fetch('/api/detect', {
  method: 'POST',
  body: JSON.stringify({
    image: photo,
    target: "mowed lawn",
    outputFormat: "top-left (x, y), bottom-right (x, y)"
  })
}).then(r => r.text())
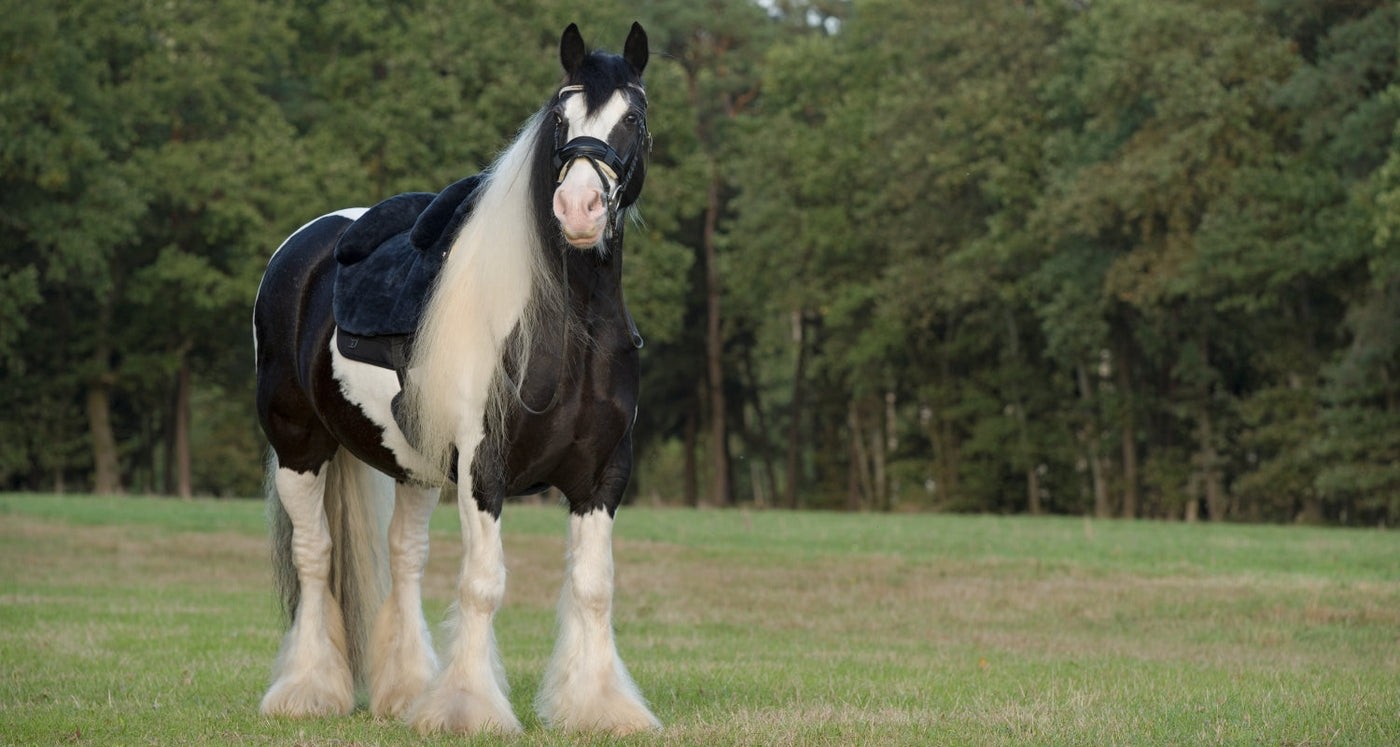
top-left (1, 494), bottom-right (1397, 745)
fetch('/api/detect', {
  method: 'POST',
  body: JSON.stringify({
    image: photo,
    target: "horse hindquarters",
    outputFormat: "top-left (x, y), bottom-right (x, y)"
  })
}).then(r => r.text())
top-left (261, 450), bottom-right (391, 717)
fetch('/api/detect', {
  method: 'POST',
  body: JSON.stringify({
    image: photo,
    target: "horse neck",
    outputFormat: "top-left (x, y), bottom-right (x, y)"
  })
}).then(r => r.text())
top-left (558, 236), bottom-right (625, 319)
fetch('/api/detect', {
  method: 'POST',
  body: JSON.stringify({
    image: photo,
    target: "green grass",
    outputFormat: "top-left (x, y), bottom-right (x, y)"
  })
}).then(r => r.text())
top-left (2, 493), bottom-right (1397, 745)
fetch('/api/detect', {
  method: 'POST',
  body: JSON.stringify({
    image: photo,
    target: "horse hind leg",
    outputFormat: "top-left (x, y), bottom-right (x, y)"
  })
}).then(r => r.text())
top-left (260, 463), bottom-right (355, 717)
top-left (536, 508), bottom-right (660, 734)
top-left (368, 481), bottom-right (441, 718)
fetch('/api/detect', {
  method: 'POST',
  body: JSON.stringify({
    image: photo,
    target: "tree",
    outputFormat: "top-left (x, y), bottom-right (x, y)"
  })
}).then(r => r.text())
top-left (1, 1), bottom-right (157, 492)
top-left (3, 0), bottom-right (339, 493)
top-left (638, 1), bottom-right (776, 506)
top-left (1035, 0), bottom-right (1299, 519)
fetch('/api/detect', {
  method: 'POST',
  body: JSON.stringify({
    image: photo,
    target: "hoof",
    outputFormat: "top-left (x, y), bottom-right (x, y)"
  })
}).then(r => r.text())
top-left (539, 687), bottom-right (661, 734)
top-left (409, 686), bottom-right (522, 735)
top-left (259, 674), bottom-right (354, 718)
top-left (368, 645), bottom-right (437, 719)
top-left (370, 675), bottom-right (430, 720)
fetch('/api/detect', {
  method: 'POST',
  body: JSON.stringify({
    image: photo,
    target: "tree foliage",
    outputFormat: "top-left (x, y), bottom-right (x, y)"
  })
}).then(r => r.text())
top-left (2, 0), bottom-right (1397, 524)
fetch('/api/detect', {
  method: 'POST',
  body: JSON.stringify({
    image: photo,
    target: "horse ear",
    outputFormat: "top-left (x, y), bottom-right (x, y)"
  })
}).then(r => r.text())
top-left (560, 23), bottom-right (587, 75)
top-left (623, 22), bottom-right (648, 75)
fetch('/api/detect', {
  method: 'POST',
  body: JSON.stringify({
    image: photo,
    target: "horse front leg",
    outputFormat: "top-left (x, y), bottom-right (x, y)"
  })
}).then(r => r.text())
top-left (409, 445), bottom-right (521, 734)
top-left (368, 481), bottom-right (440, 718)
top-left (536, 505), bottom-right (660, 733)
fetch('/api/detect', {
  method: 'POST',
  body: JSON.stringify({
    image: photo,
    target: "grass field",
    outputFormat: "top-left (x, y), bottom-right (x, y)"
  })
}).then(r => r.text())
top-left (2, 493), bottom-right (1397, 745)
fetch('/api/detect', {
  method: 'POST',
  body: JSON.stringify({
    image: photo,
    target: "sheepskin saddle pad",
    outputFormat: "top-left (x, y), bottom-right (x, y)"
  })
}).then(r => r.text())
top-left (331, 175), bottom-right (483, 371)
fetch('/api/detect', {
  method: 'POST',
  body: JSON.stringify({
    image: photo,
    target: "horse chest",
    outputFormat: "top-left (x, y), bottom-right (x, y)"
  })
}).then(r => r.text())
top-left (500, 346), bottom-right (637, 491)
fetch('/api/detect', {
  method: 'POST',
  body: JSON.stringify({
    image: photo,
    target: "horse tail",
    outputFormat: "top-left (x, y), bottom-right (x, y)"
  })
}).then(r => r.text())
top-left (266, 450), bottom-right (392, 690)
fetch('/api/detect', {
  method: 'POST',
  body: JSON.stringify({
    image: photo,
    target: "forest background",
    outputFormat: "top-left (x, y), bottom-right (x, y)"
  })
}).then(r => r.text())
top-left (2, 0), bottom-right (1397, 525)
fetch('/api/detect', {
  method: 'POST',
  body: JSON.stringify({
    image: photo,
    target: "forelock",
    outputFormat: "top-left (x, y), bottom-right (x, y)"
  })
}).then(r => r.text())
top-left (569, 52), bottom-right (643, 112)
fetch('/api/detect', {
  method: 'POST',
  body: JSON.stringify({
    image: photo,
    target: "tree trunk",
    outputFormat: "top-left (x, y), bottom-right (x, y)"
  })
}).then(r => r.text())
top-left (848, 398), bottom-right (873, 511)
top-left (1115, 351), bottom-right (1140, 518)
top-left (140, 411), bottom-right (157, 494)
top-left (1199, 404), bottom-right (1225, 520)
top-left (1194, 324), bottom-right (1224, 521)
top-left (683, 405), bottom-right (699, 507)
top-left (1076, 362), bottom-right (1111, 518)
top-left (1026, 463), bottom-right (1042, 515)
top-left (884, 390), bottom-right (898, 510)
top-left (846, 437), bottom-right (862, 511)
top-left (1012, 400), bottom-right (1041, 515)
top-left (703, 159), bottom-right (730, 506)
top-left (1120, 417), bottom-right (1140, 519)
top-left (1184, 478), bottom-right (1201, 522)
top-left (1297, 494), bottom-right (1323, 524)
top-left (740, 403), bottom-right (764, 507)
top-left (922, 341), bottom-right (962, 507)
top-left (1087, 447), bottom-right (1109, 518)
top-left (1005, 311), bottom-right (1040, 514)
top-left (783, 311), bottom-right (809, 510)
top-left (174, 356), bottom-right (192, 499)
top-left (749, 457), bottom-right (767, 507)
top-left (87, 297), bottom-right (121, 495)
top-left (87, 367), bottom-right (121, 495)
top-left (870, 403), bottom-right (887, 511)
top-left (163, 402), bottom-right (174, 494)
top-left (739, 345), bottom-right (778, 508)
top-left (921, 398), bottom-right (958, 508)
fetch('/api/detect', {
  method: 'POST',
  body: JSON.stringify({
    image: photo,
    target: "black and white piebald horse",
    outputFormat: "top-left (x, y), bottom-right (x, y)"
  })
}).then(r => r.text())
top-left (252, 23), bottom-right (657, 735)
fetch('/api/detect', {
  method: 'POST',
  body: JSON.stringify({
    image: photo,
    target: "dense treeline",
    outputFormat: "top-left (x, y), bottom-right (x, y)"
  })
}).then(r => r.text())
top-left (2, 0), bottom-right (1396, 524)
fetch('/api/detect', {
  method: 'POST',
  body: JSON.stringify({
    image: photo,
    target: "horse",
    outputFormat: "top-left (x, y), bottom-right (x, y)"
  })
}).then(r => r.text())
top-left (251, 23), bottom-right (658, 735)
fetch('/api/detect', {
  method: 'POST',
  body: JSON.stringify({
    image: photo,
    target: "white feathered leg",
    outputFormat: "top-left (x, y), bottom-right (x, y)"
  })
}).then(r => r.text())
top-left (368, 482), bottom-right (440, 718)
top-left (537, 509), bottom-right (659, 733)
top-left (409, 448), bottom-right (520, 734)
top-left (261, 466), bottom-right (355, 717)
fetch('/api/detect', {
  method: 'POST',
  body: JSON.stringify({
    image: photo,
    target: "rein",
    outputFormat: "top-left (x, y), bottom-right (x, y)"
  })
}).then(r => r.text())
top-left (507, 248), bottom-right (644, 418)
top-left (510, 250), bottom-right (571, 417)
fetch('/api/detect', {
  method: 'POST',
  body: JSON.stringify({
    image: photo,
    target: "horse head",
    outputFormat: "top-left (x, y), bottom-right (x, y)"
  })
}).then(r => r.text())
top-left (548, 23), bottom-right (649, 249)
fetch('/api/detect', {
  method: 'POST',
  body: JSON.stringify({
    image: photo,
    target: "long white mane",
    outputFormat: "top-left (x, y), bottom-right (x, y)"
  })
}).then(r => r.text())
top-left (402, 111), bottom-right (558, 482)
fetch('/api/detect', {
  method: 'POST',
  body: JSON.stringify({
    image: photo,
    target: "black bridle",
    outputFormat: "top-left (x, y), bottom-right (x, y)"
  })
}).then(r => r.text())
top-left (504, 84), bottom-right (649, 418)
top-left (550, 85), bottom-right (649, 242)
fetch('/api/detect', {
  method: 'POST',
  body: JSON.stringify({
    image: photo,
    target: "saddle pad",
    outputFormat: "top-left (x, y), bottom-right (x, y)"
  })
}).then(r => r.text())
top-left (332, 175), bottom-right (484, 339)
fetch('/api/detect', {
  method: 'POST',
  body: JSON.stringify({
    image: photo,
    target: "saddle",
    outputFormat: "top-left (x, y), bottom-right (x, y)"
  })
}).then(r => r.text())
top-left (332, 175), bottom-right (485, 373)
